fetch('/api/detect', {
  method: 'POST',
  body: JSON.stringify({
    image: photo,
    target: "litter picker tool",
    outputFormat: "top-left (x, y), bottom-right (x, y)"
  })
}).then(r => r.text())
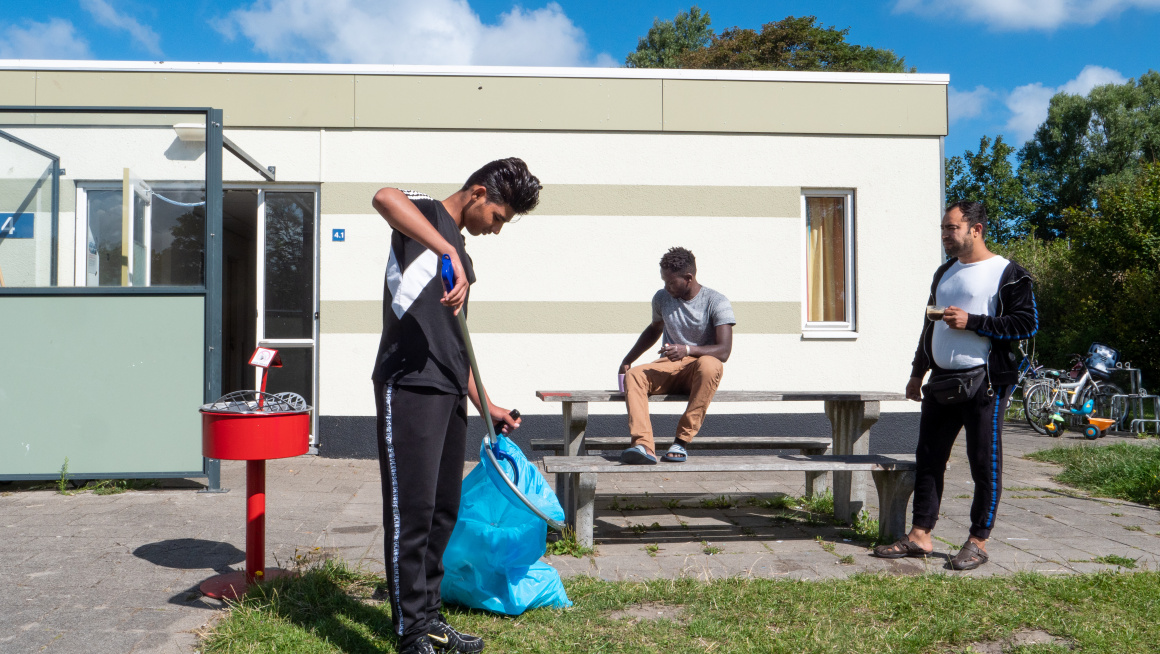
top-left (441, 254), bottom-right (564, 531)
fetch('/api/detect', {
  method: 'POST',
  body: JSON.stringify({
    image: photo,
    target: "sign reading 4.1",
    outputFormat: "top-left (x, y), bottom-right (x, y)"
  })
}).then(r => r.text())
top-left (0, 213), bottom-right (33, 239)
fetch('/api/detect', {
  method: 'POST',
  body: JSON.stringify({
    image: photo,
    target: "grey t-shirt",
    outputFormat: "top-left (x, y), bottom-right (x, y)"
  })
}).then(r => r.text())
top-left (651, 286), bottom-right (736, 347)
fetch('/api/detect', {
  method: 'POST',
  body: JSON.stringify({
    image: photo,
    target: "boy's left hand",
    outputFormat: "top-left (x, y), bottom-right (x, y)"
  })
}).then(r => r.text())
top-left (489, 405), bottom-right (521, 434)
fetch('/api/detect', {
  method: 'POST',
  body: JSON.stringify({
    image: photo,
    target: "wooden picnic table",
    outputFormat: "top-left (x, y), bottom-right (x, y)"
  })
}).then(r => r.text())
top-left (535, 390), bottom-right (908, 526)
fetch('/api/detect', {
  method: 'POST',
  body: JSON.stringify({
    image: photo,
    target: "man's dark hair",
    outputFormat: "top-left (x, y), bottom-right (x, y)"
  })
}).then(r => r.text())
top-left (660, 247), bottom-right (696, 275)
top-left (462, 157), bottom-right (541, 214)
top-left (946, 200), bottom-right (987, 236)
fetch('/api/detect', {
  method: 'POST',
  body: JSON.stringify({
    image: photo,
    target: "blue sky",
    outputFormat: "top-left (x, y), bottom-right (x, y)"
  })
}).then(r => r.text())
top-left (1, 0), bottom-right (1157, 158)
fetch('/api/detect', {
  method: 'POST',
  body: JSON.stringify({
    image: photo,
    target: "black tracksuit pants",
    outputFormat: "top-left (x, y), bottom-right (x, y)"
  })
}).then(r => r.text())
top-left (912, 379), bottom-right (1009, 540)
top-left (374, 382), bottom-right (468, 648)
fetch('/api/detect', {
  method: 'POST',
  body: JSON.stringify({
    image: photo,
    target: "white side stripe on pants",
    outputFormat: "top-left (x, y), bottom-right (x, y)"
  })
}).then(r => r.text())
top-left (385, 383), bottom-right (404, 636)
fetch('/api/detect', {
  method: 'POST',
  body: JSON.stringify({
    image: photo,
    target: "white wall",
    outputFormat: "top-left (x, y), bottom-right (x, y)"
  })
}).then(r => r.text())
top-left (317, 130), bottom-right (942, 418)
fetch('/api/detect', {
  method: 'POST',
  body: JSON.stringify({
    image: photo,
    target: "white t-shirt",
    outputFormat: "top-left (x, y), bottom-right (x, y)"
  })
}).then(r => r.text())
top-left (932, 255), bottom-right (1009, 370)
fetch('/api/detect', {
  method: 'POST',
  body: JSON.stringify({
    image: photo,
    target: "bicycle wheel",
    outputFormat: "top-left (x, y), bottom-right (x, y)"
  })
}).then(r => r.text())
top-left (1084, 382), bottom-right (1129, 431)
top-left (1023, 381), bottom-right (1057, 435)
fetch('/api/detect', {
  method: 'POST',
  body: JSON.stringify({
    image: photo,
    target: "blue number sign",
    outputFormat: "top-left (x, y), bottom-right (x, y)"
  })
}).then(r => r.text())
top-left (332, 228), bottom-right (345, 242)
top-left (0, 213), bottom-right (33, 239)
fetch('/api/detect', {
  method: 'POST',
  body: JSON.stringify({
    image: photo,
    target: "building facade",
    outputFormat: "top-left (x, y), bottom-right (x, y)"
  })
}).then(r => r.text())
top-left (0, 61), bottom-right (947, 476)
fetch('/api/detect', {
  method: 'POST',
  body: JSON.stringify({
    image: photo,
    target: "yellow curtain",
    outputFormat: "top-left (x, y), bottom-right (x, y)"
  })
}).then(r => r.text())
top-left (806, 197), bottom-right (846, 322)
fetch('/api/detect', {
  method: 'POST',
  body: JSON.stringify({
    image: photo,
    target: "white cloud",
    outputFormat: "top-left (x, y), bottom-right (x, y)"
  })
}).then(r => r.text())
top-left (0, 19), bottom-right (92, 59)
top-left (80, 0), bottom-right (163, 56)
top-left (218, 0), bottom-right (611, 66)
top-left (895, 0), bottom-right (1160, 30)
top-left (1005, 65), bottom-right (1128, 142)
top-left (948, 85), bottom-right (993, 124)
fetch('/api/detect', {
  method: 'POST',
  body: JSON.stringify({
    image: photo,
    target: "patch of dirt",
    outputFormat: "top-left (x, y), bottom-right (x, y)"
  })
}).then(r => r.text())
top-left (609, 602), bottom-right (686, 624)
top-left (967, 629), bottom-right (1072, 653)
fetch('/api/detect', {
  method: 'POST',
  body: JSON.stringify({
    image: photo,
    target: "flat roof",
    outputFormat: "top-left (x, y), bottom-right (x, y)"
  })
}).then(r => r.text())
top-left (0, 59), bottom-right (949, 85)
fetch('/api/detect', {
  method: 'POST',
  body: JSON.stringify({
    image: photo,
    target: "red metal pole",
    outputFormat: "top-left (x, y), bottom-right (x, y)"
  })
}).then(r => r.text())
top-left (245, 459), bottom-right (266, 584)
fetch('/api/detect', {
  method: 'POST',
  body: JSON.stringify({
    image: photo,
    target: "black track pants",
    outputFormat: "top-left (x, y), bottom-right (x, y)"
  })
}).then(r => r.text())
top-left (374, 382), bottom-right (468, 648)
top-left (912, 384), bottom-right (1008, 540)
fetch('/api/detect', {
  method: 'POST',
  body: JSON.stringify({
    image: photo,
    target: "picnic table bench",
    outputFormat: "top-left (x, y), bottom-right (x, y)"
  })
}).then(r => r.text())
top-left (535, 390), bottom-right (912, 547)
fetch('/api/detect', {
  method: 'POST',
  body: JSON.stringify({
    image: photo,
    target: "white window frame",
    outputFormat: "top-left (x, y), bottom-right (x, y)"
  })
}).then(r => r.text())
top-left (800, 189), bottom-right (857, 338)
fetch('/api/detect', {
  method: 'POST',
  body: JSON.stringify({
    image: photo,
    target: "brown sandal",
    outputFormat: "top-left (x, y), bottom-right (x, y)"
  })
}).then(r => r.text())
top-left (949, 541), bottom-right (989, 570)
top-left (873, 537), bottom-right (933, 559)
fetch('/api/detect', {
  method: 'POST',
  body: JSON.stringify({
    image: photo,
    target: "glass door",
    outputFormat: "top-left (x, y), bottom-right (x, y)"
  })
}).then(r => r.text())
top-left (255, 189), bottom-right (318, 444)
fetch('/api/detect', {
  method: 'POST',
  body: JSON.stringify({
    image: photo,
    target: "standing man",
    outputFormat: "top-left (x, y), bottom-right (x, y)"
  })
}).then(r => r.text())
top-left (371, 158), bottom-right (541, 654)
top-left (874, 201), bottom-right (1037, 570)
top-left (619, 247), bottom-right (735, 464)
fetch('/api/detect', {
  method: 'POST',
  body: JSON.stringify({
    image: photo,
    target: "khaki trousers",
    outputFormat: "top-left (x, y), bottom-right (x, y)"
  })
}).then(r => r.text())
top-left (625, 355), bottom-right (724, 455)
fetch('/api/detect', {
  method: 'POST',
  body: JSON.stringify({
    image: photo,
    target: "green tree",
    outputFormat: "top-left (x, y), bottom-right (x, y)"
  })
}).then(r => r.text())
top-left (625, 6), bottom-right (713, 69)
top-left (1019, 70), bottom-right (1160, 239)
top-left (1067, 162), bottom-right (1160, 379)
top-left (945, 135), bottom-right (1034, 244)
top-left (997, 163), bottom-right (1160, 384)
top-left (678, 15), bottom-right (912, 72)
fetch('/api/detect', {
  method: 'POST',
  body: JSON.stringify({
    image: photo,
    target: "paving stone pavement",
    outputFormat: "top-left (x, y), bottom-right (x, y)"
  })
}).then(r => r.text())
top-left (2, 424), bottom-right (1158, 652)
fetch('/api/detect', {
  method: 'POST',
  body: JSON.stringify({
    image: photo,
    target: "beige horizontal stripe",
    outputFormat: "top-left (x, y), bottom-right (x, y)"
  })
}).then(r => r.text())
top-left (0, 71), bottom-right (35, 105)
top-left (0, 179), bottom-right (76, 213)
top-left (663, 80), bottom-right (948, 136)
top-left (14, 71), bottom-right (945, 135)
top-left (321, 300), bottom-right (799, 335)
top-left (321, 182), bottom-right (801, 218)
top-left (34, 72), bottom-right (355, 128)
top-left (355, 76), bottom-right (661, 131)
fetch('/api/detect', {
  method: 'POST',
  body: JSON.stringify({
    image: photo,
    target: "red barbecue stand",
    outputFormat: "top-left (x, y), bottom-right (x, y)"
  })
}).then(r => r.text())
top-left (199, 348), bottom-right (311, 600)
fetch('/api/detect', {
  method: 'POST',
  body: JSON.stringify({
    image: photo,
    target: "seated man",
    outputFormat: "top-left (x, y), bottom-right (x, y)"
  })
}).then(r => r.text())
top-left (619, 247), bottom-right (735, 464)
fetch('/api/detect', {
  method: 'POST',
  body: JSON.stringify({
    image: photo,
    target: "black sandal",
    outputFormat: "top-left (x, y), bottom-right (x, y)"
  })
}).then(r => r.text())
top-left (872, 537), bottom-right (932, 559)
top-left (949, 541), bottom-right (988, 570)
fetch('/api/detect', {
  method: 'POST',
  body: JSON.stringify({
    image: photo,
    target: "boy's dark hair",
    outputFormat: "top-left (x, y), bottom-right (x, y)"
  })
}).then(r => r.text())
top-left (462, 157), bottom-right (542, 214)
top-left (660, 247), bottom-right (696, 275)
top-left (946, 200), bottom-right (987, 236)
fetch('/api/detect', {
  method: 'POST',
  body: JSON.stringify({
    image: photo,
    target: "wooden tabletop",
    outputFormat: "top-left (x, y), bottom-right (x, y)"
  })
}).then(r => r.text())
top-left (536, 390), bottom-right (908, 402)
top-left (542, 453), bottom-right (917, 473)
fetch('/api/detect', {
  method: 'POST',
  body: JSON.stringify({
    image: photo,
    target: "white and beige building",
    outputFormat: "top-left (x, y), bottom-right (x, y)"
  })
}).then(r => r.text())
top-left (0, 61), bottom-right (947, 475)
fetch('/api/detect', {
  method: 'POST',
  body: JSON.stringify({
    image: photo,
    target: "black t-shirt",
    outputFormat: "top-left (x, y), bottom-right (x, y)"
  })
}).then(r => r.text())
top-left (371, 191), bottom-right (476, 394)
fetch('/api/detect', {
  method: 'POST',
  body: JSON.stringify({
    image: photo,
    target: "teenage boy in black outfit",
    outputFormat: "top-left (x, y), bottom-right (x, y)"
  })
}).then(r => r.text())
top-left (370, 158), bottom-right (541, 654)
top-left (874, 201), bottom-right (1037, 570)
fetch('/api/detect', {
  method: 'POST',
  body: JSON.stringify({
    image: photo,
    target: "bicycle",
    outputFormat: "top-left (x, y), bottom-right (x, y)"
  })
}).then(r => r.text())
top-left (1023, 354), bottom-right (1128, 435)
top-left (1010, 340), bottom-right (1047, 410)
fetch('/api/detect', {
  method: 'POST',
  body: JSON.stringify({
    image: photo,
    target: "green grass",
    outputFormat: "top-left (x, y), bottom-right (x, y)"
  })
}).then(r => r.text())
top-left (57, 457), bottom-right (70, 495)
top-left (1026, 443), bottom-right (1160, 507)
top-left (201, 559), bottom-right (1160, 654)
top-left (754, 494), bottom-right (799, 510)
top-left (699, 495), bottom-right (736, 510)
top-left (545, 529), bottom-right (593, 558)
top-left (1093, 555), bottom-right (1138, 569)
top-left (606, 496), bottom-right (650, 512)
top-left (799, 490), bottom-right (834, 515)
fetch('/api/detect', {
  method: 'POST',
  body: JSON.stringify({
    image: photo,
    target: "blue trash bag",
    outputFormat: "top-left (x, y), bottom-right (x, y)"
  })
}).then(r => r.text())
top-left (441, 435), bottom-right (571, 615)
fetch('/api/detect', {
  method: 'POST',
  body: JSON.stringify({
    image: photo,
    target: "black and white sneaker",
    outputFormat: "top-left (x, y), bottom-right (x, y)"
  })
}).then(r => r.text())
top-left (427, 615), bottom-right (485, 653)
top-left (400, 635), bottom-right (438, 654)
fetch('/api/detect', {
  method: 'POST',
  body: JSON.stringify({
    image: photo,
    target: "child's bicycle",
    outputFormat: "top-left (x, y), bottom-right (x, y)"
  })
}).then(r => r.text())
top-left (1041, 395), bottom-right (1118, 440)
top-left (1024, 344), bottom-right (1132, 436)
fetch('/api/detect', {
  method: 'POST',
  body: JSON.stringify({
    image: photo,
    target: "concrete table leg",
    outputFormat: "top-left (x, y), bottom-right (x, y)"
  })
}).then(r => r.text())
top-left (872, 470), bottom-right (915, 542)
top-left (573, 472), bottom-right (598, 549)
top-left (559, 401), bottom-right (588, 529)
top-left (802, 447), bottom-right (830, 499)
top-left (825, 400), bottom-right (880, 523)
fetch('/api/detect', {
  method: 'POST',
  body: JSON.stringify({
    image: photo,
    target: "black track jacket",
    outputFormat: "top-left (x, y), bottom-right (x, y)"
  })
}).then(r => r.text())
top-left (910, 257), bottom-right (1038, 387)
